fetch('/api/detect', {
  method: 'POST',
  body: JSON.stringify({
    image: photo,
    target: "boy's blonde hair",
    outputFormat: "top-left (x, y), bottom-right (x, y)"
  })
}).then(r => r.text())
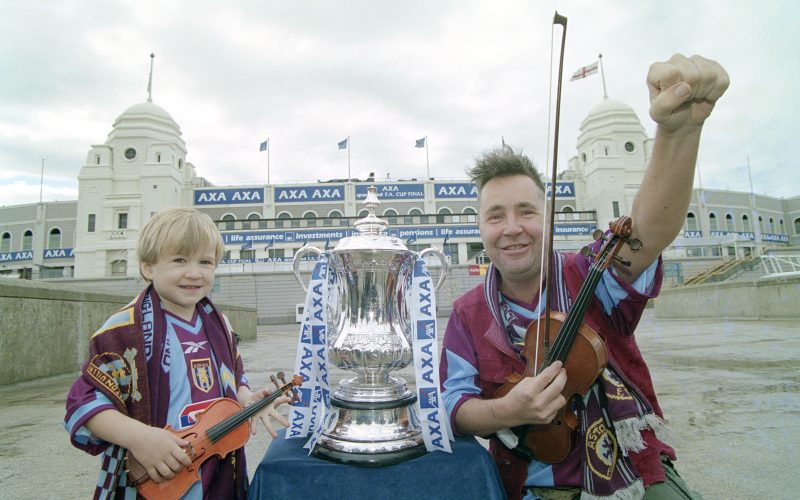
top-left (137, 208), bottom-right (225, 280)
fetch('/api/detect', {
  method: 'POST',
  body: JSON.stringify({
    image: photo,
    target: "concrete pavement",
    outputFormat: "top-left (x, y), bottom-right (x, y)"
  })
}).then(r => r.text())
top-left (0, 310), bottom-right (797, 499)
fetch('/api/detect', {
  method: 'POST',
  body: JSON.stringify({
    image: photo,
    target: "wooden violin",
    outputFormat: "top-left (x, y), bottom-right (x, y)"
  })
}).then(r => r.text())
top-left (494, 216), bottom-right (640, 463)
top-left (127, 372), bottom-right (302, 500)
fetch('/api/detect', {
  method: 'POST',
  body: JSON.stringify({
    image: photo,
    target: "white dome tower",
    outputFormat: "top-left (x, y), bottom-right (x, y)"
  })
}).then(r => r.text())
top-left (74, 55), bottom-right (195, 278)
top-left (571, 97), bottom-right (651, 229)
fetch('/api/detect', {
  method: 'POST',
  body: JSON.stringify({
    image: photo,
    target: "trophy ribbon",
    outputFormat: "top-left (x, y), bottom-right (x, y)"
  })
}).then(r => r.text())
top-left (410, 258), bottom-right (453, 453)
top-left (287, 254), bottom-right (332, 449)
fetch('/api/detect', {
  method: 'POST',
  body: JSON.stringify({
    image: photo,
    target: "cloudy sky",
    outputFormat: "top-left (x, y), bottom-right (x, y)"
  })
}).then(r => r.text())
top-left (1, 0), bottom-right (798, 206)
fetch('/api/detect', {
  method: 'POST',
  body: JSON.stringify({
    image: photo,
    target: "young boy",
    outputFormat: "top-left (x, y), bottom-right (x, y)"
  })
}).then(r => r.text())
top-left (65, 208), bottom-right (289, 499)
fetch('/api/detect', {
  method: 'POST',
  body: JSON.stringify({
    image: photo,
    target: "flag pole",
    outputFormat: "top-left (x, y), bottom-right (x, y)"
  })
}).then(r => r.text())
top-left (39, 157), bottom-right (45, 204)
top-left (348, 136), bottom-right (351, 180)
top-left (598, 53), bottom-right (608, 98)
top-left (425, 135), bottom-right (430, 179)
top-left (147, 53), bottom-right (155, 102)
top-left (267, 138), bottom-right (270, 185)
top-left (746, 155), bottom-right (761, 246)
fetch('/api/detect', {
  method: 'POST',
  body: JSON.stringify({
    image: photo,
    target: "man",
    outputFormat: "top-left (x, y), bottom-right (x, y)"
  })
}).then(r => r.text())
top-left (440, 54), bottom-right (728, 499)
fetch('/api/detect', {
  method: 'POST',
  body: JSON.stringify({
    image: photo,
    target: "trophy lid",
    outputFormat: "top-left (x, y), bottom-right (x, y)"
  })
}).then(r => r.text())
top-left (334, 186), bottom-right (409, 252)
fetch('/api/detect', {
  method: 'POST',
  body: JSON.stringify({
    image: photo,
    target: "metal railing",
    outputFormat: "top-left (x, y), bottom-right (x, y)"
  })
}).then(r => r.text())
top-left (760, 255), bottom-right (800, 276)
top-left (682, 255), bottom-right (761, 286)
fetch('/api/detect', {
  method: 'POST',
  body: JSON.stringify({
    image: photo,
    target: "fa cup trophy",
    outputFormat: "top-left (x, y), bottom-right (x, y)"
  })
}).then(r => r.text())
top-left (291, 186), bottom-right (449, 465)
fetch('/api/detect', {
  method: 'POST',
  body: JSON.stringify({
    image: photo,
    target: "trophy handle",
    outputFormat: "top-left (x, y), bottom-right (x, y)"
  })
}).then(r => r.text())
top-left (418, 247), bottom-right (448, 292)
top-left (292, 245), bottom-right (323, 292)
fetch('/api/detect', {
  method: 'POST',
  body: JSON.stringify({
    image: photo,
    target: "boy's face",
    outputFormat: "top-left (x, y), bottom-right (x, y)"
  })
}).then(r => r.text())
top-left (140, 244), bottom-right (217, 320)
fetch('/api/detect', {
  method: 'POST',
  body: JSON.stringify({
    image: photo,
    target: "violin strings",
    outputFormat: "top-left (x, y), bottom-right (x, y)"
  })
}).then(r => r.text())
top-left (549, 261), bottom-right (604, 362)
top-left (206, 383), bottom-right (292, 442)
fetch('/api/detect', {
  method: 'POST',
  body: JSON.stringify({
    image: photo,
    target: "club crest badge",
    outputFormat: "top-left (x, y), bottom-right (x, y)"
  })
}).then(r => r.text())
top-left (191, 358), bottom-right (215, 393)
top-left (585, 417), bottom-right (618, 481)
top-left (87, 348), bottom-right (141, 404)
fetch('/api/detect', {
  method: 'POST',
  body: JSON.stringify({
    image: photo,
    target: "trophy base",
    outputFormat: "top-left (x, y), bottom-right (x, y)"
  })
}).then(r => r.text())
top-left (312, 442), bottom-right (426, 467)
top-left (312, 392), bottom-right (427, 467)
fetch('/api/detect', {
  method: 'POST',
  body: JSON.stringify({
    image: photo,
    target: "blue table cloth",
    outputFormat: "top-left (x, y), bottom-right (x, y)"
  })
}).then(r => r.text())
top-left (247, 430), bottom-right (507, 500)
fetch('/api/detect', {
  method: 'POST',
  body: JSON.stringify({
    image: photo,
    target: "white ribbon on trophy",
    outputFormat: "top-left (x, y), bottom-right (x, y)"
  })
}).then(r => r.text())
top-left (410, 258), bottom-right (453, 453)
top-left (287, 254), bottom-right (332, 451)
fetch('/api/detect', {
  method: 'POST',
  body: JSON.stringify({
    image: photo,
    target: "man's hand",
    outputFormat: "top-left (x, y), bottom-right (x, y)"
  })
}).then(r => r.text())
top-left (495, 361), bottom-right (568, 428)
top-left (647, 54), bottom-right (729, 133)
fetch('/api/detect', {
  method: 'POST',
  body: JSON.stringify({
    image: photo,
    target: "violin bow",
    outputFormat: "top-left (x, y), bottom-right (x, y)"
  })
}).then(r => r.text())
top-left (538, 12), bottom-right (568, 372)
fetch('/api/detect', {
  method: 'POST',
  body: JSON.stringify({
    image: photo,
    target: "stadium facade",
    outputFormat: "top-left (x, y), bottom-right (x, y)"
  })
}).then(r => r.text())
top-left (2, 96), bottom-right (798, 284)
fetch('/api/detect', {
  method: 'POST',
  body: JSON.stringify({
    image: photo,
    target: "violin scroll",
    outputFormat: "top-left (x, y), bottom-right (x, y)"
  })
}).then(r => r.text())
top-left (270, 372), bottom-right (303, 404)
top-left (581, 216), bottom-right (642, 267)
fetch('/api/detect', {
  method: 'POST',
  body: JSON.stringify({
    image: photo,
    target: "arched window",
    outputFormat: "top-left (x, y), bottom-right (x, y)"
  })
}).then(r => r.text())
top-left (726, 213), bottom-right (735, 232)
top-left (742, 214), bottom-right (751, 232)
top-left (303, 211), bottom-right (318, 227)
top-left (48, 228), bottom-right (62, 249)
top-left (222, 214), bottom-right (235, 231)
top-left (0, 232), bottom-right (10, 253)
top-left (794, 218), bottom-right (800, 235)
top-left (708, 212), bottom-right (718, 231)
top-left (686, 212), bottom-right (698, 231)
top-left (0, 233), bottom-right (11, 253)
top-left (276, 212), bottom-right (291, 228)
top-left (324, 210), bottom-right (342, 227)
top-left (383, 208), bottom-right (398, 224)
top-left (463, 207), bottom-right (477, 215)
top-left (408, 208), bottom-right (423, 216)
top-left (244, 212), bottom-right (261, 229)
top-left (437, 207), bottom-right (452, 224)
top-left (779, 219), bottom-right (785, 234)
top-left (22, 230), bottom-right (33, 251)
top-left (769, 217), bottom-right (775, 234)
top-left (358, 209), bottom-right (369, 218)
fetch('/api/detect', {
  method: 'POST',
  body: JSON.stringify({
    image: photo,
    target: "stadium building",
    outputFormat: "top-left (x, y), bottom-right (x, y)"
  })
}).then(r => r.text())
top-left (2, 94), bottom-right (798, 321)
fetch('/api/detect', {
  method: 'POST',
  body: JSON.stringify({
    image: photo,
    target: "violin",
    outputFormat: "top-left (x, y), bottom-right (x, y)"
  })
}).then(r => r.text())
top-left (126, 372), bottom-right (302, 500)
top-left (494, 216), bottom-right (641, 463)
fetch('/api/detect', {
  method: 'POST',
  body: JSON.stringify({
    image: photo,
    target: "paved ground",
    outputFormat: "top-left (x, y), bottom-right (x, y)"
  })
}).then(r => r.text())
top-left (0, 309), bottom-right (797, 499)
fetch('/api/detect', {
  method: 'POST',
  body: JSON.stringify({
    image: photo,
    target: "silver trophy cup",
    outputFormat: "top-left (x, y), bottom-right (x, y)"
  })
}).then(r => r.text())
top-left (293, 186), bottom-right (448, 466)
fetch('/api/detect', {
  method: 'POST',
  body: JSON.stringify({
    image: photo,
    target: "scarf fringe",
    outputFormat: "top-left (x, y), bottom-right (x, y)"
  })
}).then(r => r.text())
top-left (581, 480), bottom-right (645, 500)
top-left (615, 413), bottom-right (674, 456)
top-left (614, 417), bottom-right (647, 455)
top-left (644, 413), bottom-right (675, 446)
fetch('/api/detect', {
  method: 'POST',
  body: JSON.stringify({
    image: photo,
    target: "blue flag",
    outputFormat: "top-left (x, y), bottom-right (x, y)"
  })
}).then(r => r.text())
top-left (264, 239), bottom-right (274, 251)
top-left (443, 233), bottom-right (450, 245)
top-left (338, 138), bottom-right (348, 150)
top-left (415, 137), bottom-right (426, 148)
top-left (324, 238), bottom-right (330, 250)
top-left (241, 241), bottom-right (252, 250)
top-left (259, 139), bottom-right (268, 152)
top-left (406, 234), bottom-right (417, 245)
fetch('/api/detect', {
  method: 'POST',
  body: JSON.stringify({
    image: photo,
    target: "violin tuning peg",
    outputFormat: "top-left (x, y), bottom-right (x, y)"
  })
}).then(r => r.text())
top-left (627, 238), bottom-right (642, 251)
top-left (591, 229), bottom-right (604, 241)
top-left (580, 246), bottom-right (596, 259)
top-left (270, 374), bottom-right (280, 390)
